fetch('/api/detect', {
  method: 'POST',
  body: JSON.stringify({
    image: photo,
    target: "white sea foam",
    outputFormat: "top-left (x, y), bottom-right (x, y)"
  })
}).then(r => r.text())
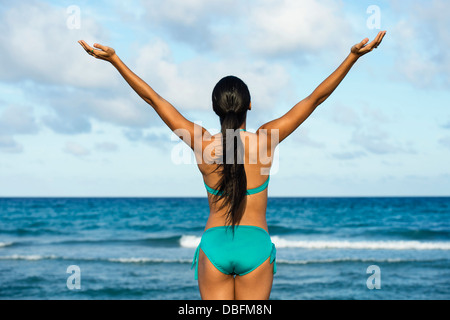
top-left (0, 242), bottom-right (13, 248)
top-left (108, 257), bottom-right (191, 264)
top-left (276, 258), bottom-right (444, 265)
top-left (0, 254), bottom-right (192, 264)
top-left (178, 235), bottom-right (450, 250)
top-left (0, 254), bottom-right (445, 266)
top-left (179, 235), bottom-right (201, 248)
top-left (0, 254), bottom-right (58, 261)
top-left (271, 237), bottom-right (450, 250)
top-left (108, 257), bottom-right (156, 263)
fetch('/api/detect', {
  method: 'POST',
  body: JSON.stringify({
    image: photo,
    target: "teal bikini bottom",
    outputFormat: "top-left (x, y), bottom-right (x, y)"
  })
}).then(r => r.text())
top-left (191, 225), bottom-right (277, 280)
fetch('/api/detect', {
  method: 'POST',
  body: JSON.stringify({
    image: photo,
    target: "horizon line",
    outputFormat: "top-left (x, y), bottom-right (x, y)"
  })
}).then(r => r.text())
top-left (1, 195), bottom-right (449, 199)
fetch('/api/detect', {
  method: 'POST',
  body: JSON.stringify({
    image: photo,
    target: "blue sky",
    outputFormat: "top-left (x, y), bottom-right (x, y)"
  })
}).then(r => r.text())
top-left (0, 0), bottom-right (449, 197)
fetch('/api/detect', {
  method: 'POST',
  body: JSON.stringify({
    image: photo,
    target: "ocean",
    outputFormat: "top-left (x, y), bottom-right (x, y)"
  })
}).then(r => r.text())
top-left (0, 197), bottom-right (449, 300)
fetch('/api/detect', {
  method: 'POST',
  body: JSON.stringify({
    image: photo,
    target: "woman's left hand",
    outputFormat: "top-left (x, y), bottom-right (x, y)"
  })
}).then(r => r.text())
top-left (78, 40), bottom-right (116, 62)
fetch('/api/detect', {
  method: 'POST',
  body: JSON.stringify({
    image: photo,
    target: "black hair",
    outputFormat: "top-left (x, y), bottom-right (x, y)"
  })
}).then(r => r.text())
top-left (211, 75), bottom-right (251, 229)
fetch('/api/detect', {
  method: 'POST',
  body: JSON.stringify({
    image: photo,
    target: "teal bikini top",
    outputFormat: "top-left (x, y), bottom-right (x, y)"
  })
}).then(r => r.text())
top-left (204, 128), bottom-right (270, 196)
top-left (204, 176), bottom-right (270, 196)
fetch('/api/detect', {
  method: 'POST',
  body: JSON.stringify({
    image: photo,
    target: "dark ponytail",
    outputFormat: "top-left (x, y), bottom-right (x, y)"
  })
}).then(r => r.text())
top-left (212, 76), bottom-right (251, 229)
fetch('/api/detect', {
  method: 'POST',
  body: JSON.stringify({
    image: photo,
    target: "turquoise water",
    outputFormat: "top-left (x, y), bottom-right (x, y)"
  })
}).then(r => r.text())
top-left (0, 197), bottom-right (449, 300)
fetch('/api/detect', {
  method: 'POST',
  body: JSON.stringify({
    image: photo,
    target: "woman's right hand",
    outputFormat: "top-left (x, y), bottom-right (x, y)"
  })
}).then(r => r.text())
top-left (78, 40), bottom-right (117, 63)
top-left (350, 30), bottom-right (386, 58)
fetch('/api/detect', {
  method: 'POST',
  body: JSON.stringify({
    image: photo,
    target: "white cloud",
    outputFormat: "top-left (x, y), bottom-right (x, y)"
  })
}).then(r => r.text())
top-left (140, 0), bottom-right (238, 49)
top-left (0, 105), bottom-right (39, 135)
top-left (391, 0), bottom-right (450, 87)
top-left (139, 0), bottom-right (354, 60)
top-left (247, 0), bottom-right (353, 57)
top-left (331, 151), bottom-right (366, 160)
top-left (63, 141), bottom-right (90, 157)
top-left (361, 105), bottom-right (390, 123)
top-left (42, 112), bottom-right (92, 135)
top-left (293, 127), bottom-right (325, 148)
top-left (331, 104), bottom-right (361, 127)
top-left (89, 96), bottom-right (154, 128)
top-left (134, 38), bottom-right (292, 114)
top-left (329, 103), bottom-right (390, 129)
top-left (122, 128), bottom-right (174, 151)
top-left (36, 84), bottom-right (154, 134)
top-left (0, 0), bottom-right (151, 134)
top-left (0, 105), bottom-right (39, 153)
top-left (351, 128), bottom-right (415, 155)
top-left (439, 136), bottom-right (450, 150)
top-left (0, 1), bottom-right (295, 135)
top-left (141, 0), bottom-right (236, 26)
top-left (0, 0), bottom-right (356, 139)
top-left (0, 1), bottom-right (161, 134)
top-left (0, 136), bottom-right (23, 154)
top-left (95, 142), bottom-right (119, 152)
top-left (351, 130), bottom-right (394, 154)
top-left (134, 40), bottom-right (210, 110)
top-left (0, 1), bottom-right (117, 88)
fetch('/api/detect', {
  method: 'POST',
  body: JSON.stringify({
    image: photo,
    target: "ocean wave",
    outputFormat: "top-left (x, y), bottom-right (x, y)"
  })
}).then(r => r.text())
top-left (276, 258), bottom-right (449, 265)
top-left (0, 254), bottom-right (447, 266)
top-left (5, 235), bottom-right (450, 251)
top-left (268, 225), bottom-right (325, 235)
top-left (270, 237), bottom-right (450, 250)
top-left (107, 258), bottom-right (191, 264)
top-left (54, 236), bottom-right (182, 247)
top-left (6, 236), bottom-right (185, 248)
top-left (0, 242), bottom-right (13, 248)
top-left (179, 235), bottom-right (201, 248)
top-left (0, 254), bottom-right (59, 261)
top-left (0, 254), bottom-right (191, 264)
top-left (179, 235), bottom-right (450, 250)
top-left (0, 228), bottom-right (66, 236)
top-left (362, 229), bottom-right (450, 241)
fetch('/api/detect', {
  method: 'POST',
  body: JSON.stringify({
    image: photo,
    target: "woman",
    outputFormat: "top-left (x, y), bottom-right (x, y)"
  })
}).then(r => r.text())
top-left (79, 30), bottom-right (386, 300)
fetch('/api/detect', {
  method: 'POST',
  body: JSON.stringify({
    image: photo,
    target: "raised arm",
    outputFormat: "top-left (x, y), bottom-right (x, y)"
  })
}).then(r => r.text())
top-left (259, 31), bottom-right (387, 144)
top-left (78, 40), bottom-right (207, 150)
